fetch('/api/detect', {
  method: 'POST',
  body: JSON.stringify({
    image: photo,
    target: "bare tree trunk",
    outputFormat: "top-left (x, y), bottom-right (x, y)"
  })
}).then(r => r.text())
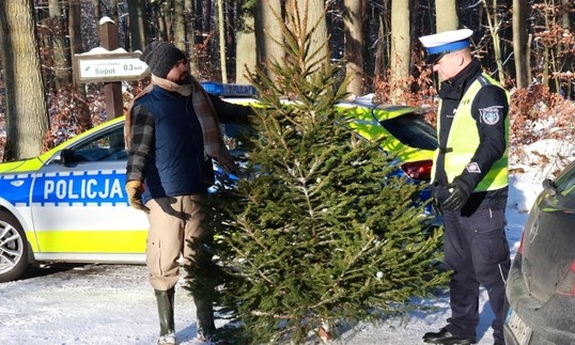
top-left (185, 0), bottom-right (198, 75)
top-left (93, 0), bottom-right (101, 21)
top-left (217, 0), bottom-right (227, 82)
top-left (435, 0), bottom-right (458, 32)
top-left (173, 0), bottom-right (187, 52)
top-left (483, 0), bottom-right (505, 84)
top-left (390, 0), bottom-right (410, 103)
top-left (344, 0), bottom-right (365, 97)
top-left (0, 0), bottom-right (49, 160)
top-left (158, 2), bottom-right (170, 41)
top-left (560, 0), bottom-right (572, 97)
top-left (204, 0), bottom-right (212, 34)
top-left (256, 0), bottom-right (284, 80)
top-left (109, 0), bottom-right (119, 25)
top-left (226, 0), bottom-right (236, 80)
top-left (374, 14), bottom-right (386, 77)
top-left (235, 5), bottom-right (257, 84)
top-left (512, 0), bottom-right (530, 89)
top-left (375, 0), bottom-right (392, 79)
top-left (127, 0), bottom-right (147, 51)
top-left (47, 0), bottom-right (70, 88)
top-left (69, 0), bottom-right (93, 132)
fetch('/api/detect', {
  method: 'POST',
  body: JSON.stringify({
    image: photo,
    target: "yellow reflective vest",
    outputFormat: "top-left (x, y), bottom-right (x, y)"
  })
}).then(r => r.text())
top-left (432, 74), bottom-right (509, 192)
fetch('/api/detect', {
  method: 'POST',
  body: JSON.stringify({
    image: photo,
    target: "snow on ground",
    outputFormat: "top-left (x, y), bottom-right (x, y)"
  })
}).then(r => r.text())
top-left (0, 142), bottom-right (557, 345)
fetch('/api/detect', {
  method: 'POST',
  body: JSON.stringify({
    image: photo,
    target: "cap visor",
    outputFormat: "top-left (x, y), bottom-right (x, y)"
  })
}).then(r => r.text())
top-left (425, 53), bottom-right (444, 65)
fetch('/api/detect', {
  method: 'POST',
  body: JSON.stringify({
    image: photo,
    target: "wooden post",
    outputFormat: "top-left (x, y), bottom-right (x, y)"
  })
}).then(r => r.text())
top-left (99, 17), bottom-right (124, 120)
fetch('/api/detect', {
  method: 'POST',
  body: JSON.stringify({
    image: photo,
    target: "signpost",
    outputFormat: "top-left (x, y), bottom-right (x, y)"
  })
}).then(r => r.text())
top-left (74, 53), bottom-right (149, 84)
top-left (71, 17), bottom-right (151, 120)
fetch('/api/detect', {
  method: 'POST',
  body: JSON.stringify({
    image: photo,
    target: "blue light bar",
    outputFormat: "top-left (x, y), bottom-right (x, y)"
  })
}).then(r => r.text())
top-left (201, 82), bottom-right (257, 97)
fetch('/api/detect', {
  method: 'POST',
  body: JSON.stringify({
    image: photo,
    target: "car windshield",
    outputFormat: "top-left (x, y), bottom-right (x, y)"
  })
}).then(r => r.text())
top-left (538, 162), bottom-right (575, 211)
top-left (552, 162), bottom-right (575, 197)
top-left (379, 114), bottom-right (437, 151)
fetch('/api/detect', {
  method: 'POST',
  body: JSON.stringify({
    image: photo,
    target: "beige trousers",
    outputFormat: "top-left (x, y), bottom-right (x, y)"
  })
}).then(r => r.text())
top-left (145, 194), bottom-right (209, 291)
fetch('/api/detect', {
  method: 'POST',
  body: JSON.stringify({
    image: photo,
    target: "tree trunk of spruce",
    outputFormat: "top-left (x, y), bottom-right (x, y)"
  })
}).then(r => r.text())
top-left (0, 0), bottom-right (49, 160)
top-left (289, 0), bottom-right (330, 70)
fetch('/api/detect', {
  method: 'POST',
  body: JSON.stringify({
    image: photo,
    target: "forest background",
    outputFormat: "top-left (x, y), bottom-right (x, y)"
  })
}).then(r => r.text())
top-left (0, 1), bottom-right (574, 342)
top-left (0, 0), bottom-right (574, 174)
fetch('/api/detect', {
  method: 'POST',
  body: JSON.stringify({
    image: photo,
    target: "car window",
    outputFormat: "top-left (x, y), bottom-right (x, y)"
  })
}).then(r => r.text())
top-left (379, 114), bottom-right (437, 151)
top-left (68, 124), bottom-right (127, 162)
top-left (539, 162), bottom-right (575, 211)
top-left (553, 162), bottom-right (575, 196)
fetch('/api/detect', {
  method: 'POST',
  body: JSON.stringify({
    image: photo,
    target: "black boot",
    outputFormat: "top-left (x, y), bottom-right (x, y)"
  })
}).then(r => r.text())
top-left (155, 288), bottom-right (176, 345)
top-left (194, 295), bottom-right (216, 334)
top-left (423, 328), bottom-right (475, 345)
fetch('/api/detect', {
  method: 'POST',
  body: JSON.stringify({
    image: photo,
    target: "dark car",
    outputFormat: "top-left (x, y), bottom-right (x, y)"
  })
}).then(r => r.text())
top-left (504, 160), bottom-right (575, 345)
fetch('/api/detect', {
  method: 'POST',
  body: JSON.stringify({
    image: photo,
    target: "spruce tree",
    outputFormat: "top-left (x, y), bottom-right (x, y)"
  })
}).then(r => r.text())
top-left (186, 8), bottom-right (448, 344)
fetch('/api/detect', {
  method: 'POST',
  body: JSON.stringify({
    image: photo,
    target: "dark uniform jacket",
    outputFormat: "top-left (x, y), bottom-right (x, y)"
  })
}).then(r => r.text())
top-left (434, 59), bottom-right (509, 214)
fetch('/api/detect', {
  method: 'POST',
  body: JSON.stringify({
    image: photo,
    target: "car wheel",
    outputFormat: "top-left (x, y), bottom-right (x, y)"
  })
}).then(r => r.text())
top-left (0, 210), bottom-right (29, 282)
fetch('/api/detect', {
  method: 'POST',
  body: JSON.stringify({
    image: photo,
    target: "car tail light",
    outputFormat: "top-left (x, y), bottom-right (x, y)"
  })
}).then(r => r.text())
top-left (400, 160), bottom-right (433, 181)
top-left (556, 260), bottom-right (575, 296)
top-left (517, 231), bottom-right (525, 255)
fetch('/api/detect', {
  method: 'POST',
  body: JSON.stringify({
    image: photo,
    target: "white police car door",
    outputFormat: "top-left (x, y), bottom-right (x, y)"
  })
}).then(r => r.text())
top-left (29, 122), bottom-right (148, 259)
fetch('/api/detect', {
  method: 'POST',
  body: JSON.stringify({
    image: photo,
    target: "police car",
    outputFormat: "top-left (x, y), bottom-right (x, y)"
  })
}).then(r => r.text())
top-left (0, 85), bottom-right (437, 283)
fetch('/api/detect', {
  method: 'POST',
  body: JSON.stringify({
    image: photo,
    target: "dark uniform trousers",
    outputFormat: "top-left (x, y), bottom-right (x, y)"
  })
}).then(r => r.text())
top-left (442, 198), bottom-right (511, 342)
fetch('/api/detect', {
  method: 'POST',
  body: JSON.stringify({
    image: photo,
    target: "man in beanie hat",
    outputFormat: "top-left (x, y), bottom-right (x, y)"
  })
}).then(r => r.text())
top-left (125, 41), bottom-right (253, 345)
top-left (418, 29), bottom-right (511, 345)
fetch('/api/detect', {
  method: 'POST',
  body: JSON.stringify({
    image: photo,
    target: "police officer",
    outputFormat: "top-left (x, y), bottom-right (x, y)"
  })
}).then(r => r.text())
top-left (419, 29), bottom-right (511, 345)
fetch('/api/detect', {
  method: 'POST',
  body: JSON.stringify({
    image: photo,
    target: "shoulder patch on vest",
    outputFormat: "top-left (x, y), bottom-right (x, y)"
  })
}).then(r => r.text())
top-left (466, 162), bottom-right (481, 174)
top-left (479, 106), bottom-right (502, 125)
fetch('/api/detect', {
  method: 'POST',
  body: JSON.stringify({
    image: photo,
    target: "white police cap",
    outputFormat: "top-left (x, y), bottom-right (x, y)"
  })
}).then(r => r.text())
top-left (419, 28), bottom-right (473, 64)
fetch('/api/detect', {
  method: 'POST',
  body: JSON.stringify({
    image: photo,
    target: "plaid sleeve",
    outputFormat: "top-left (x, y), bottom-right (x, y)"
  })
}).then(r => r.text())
top-left (126, 104), bottom-right (155, 182)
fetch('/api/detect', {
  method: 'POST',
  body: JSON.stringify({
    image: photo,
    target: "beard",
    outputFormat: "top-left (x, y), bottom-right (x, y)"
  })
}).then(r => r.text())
top-left (175, 73), bottom-right (192, 85)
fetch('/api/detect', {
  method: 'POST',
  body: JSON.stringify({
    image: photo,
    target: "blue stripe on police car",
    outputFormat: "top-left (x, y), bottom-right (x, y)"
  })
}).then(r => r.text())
top-left (32, 170), bottom-right (127, 207)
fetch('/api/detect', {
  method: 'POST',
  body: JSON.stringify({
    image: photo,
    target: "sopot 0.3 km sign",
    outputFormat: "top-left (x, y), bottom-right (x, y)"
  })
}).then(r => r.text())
top-left (73, 52), bottom-right (150, 84)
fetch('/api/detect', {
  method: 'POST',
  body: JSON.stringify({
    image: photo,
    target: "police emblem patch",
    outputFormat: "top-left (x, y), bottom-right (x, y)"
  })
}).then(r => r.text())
top-left (466, 162), bottom-right (481, 173)
top-left (479, 106), bottom-right (501, 125)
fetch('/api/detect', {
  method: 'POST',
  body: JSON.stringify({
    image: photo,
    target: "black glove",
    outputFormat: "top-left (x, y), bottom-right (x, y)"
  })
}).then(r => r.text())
top-left (442, 180), bottom-right (470, 211)
top-left (431, 197), bottom-right (443, 215)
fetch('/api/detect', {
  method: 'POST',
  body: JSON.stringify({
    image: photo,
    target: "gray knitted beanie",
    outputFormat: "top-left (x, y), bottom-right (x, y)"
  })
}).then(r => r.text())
top-left (140, 41), bottom-right (187, 78)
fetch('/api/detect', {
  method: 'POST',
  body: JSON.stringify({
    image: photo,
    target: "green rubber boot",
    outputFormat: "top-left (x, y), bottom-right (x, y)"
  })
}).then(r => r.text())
top-left (194, 295), bottom-right (216, 333)
top-left (154, 288), bottom-right (176, 345)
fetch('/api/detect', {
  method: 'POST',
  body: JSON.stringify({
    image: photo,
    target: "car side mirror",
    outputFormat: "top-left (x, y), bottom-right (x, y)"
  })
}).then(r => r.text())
top-left (542, 178), bottom-right (557, 196)
top-left (49, 149), bottom-right (73, 165)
